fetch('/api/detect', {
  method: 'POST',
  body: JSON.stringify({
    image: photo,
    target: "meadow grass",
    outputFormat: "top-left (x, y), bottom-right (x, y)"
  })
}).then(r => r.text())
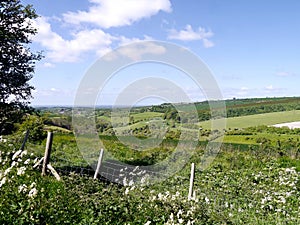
top-left (131, 112), bottom-right (163, 121)
top-left (199, 110), bottom-right (300, 129)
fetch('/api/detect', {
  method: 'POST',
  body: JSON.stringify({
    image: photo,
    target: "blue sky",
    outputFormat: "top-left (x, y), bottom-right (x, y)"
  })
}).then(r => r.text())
top-left (22, 0), bottom-right (300, 106)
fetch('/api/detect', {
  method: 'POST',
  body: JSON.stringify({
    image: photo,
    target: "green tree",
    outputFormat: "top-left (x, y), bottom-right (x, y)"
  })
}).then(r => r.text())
top-left (0, 0), bottom-right (42, 134)
top-left (18, 114), bottom-right (46, 143)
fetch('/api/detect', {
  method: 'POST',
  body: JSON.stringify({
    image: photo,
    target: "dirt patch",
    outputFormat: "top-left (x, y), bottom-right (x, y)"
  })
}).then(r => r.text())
top-left (273, 121), bottom-right (300, 129)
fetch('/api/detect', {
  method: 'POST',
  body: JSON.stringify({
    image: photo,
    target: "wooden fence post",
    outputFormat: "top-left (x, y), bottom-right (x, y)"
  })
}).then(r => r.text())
top-left (20, 130), bottom-right (30, 150)
top-left (188, 163), bottom-right (195, 201)
top-left (94, 148), bottom-right (104, 179)
top-left (42, 132), bottom-right (53, 176)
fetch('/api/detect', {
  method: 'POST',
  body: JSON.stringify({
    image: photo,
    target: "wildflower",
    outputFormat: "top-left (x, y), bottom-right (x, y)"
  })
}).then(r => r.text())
top-left (177, 209), bottom-right (183, 218)
top-left (20, 150), bottom-right (27, 157)
top-left (123, 177), bottom-right (128, 186)
top-left (28, 188), bottom-right (38, 198)
top-left (205, 197), bottom-right (210, 203)
top-left (0, 177), bottom-right (6, 188)
top-left (178, 218), bottom-right (184, 224)
top-left (12, 150), bottom-right (22, 160)
top-left (11, 161), bottom-right (17, 167)
top-left (128, 180), bottom-right (134, 186)
top-left (17, 167), bottom-right (26, 176)
top-left (18, 184), bottom-right (27, 193)
top-left (158, 193), bottom-right (163, 200)
top-left (125, 187), bottom-right (129, 195)
top-left (141, 176), bottom-right (147, 184)
top-left (33, 158), bottom-right (39, 164)
top-left (4, 167), bottom-right (11, 175)
top-left (144, 221), bottom-right (151, 225)
top-left (24, 159), bottom-right (30, 165)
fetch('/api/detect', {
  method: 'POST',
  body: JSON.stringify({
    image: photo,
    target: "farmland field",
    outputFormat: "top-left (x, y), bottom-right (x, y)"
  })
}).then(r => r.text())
top-left (200, 110), bottom-right (300, 129)
top-left (2, 97), bottom-right (300, 224)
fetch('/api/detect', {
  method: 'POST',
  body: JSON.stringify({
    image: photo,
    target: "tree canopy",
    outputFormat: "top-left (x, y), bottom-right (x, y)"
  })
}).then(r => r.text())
top-left (0, 0), bottom-right (42, 134)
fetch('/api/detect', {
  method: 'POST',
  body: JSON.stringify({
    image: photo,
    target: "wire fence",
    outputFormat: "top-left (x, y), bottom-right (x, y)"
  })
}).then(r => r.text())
top-left (13, 130), bottom-right (191, 187)
top-left (49, 153), bottom-right (181, 186)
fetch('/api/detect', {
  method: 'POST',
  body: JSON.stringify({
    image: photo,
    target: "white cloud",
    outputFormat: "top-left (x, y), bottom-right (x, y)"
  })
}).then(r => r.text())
top-left (42, 62), bottom-right (55, 68)
top-left (167, 24), bottom-right (214, 48)
top-left (265, 85), bottom-right (274, 91)
top-left (276, 71), bottom-right (289, 77)
top-left (264, 85), bottom-right (285, 95)
top-left (118, 35), bottom-right (153, 46)
top-left (240, 87), bottom-right (249, 91)
top-left (202, 38), bottom-right (214, 48)
top-left (275, 71), bottom-right (296, 77)
top-left (116, 41), bottom-right (166, 60)
top-left (32, 17), bottom-right (114, 62)
top-left (63, 0), bottom-right (172, 28)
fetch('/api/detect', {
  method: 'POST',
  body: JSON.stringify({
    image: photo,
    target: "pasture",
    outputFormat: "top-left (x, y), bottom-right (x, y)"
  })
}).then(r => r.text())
top-left (199, 110), bottom-right (300, 130)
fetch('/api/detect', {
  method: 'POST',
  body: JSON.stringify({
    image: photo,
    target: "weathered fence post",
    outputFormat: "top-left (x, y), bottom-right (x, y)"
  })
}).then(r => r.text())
top-left (94, 148), bottom-right (104, 179)
top-left (42, 131), bottom-right (53, 176)
top-left (20, 130), bottom-right (30, 150)
top-left (188, 163), bottom-right (195, 200)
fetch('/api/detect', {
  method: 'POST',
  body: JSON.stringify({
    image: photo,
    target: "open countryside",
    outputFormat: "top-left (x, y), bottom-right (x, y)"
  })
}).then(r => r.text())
top-left (1, 0), bottom-right (300, 224)
top-left (2, 96), bottom-right (300, 224)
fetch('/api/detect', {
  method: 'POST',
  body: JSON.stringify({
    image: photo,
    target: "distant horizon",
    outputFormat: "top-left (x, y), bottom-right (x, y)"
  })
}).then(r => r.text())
top-left (31, 95), bottom-right (300, 108)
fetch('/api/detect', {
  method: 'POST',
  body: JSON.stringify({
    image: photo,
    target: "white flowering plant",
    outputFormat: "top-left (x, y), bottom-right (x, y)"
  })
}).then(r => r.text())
top-left (1, 132), bottom-right (300, 224)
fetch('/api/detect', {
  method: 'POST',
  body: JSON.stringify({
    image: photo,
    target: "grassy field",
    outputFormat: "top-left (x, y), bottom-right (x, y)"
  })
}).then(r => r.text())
top-left (1, 133), bottom-right (300, 224)
top-left (131, 112), bottom-right (163, 120)
top-left (3, 98), bottom-right (300, 224)
top-left (199, 110), bottom-right (300, 130)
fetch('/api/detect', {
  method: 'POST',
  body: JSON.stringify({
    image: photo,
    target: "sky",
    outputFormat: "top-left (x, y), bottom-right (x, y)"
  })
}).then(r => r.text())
top-left (21, 0), bottom-right (300, 106)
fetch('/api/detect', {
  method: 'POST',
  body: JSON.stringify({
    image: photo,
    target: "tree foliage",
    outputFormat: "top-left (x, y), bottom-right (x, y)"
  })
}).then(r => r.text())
top-left (0, 0), bottom-right (42, 134)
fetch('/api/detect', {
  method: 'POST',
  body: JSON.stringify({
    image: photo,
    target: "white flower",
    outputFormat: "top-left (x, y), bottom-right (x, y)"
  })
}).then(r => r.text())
top-left (28, 188), bottom-right (38, 198)
top-left (286, 191), bottom-right (292, 197)
top-left (18, 184), bottom-right (27, 193)
top-left (141, 176), bottom-right (147, 184)
top-left (11, 161), bottom-right (17, 168)
top-left (158, 193), bottom-right (163, 200)
top-left (17, 167), bottom-right (26, 176)
top-left (178, 218), bottom-right (184, 224)
top-left (177, 209), bottom-right (183, 218)
top-left (125, 187), bottom-right (129, 195)
top-left (12, 150), bottom-right (22, 160)
top-left (205, 197), bottom-right (210, 203)
top-left (144, 221), bottom-right (151, 225)
top-left (4, 167), bottom-right (11, 175)
top-left (123, 177), bottom-right (128, 186)
top-left (128, 180), bottom-right (134, 186)
top-left (24, 159), bottom-right (30, 165)
top-left (0, 177), bottom-right (7, 187)
top-left (20, 150), bottom-right (27, 157)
